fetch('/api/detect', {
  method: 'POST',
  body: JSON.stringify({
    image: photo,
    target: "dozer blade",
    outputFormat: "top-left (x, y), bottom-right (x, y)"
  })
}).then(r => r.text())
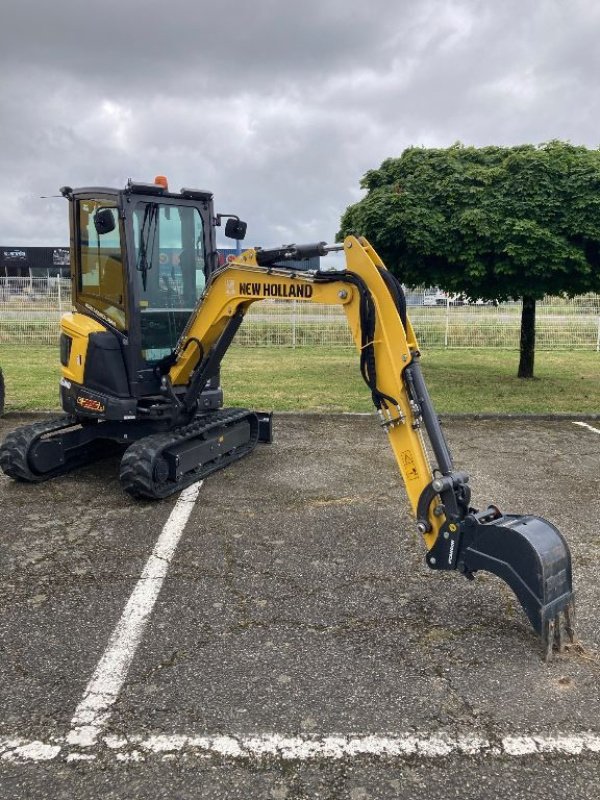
top-left (457, 511), bottom-right (575, 659)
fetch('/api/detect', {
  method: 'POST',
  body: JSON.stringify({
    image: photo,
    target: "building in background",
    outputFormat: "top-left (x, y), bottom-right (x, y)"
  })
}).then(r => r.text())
top-left (1, 247), bottom-right (70, 279)
top-left (0, 245), bottom-right (320, 281)
top-left (0, 246), bottom-right (241, 280)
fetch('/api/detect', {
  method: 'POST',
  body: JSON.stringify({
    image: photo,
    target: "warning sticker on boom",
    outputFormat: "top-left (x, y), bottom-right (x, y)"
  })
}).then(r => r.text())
top-left (400, 450), bottom-right (419, 481)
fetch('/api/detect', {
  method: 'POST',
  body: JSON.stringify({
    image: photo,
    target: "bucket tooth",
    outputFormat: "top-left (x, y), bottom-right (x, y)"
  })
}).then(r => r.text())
top-left (541, 605), bottom-right (576, 661)
top-left (554, 615), bottom-right (564, 654)
top-left (564, 601), bottom-right (576, 643)
top-left (544, 618), bottom-right (556, 662)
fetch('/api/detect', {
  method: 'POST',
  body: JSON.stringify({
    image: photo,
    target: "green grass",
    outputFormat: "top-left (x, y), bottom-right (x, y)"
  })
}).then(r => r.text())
top-left (222, 347), bottom-right (600, 414)
top-left (0, 346), bottom-right (61, 411)
top-left (0, 345), bottom-right (598, 414)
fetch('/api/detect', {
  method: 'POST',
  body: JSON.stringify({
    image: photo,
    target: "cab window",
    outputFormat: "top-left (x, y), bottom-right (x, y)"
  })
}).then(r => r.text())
top-left (133, 202), bottom-right (205, 362)
top-left (76, 200), bottom-right (127, 331)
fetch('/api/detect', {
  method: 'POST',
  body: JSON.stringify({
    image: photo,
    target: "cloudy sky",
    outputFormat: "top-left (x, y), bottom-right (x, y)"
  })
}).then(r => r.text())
top-left (1, 0), bottom-right (599, 249)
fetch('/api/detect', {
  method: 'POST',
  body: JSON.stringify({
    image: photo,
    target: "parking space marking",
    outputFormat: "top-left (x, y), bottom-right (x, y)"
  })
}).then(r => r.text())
top-left (66, 481), bottom-right (203, 749)
top-left (572, 421), bottom-right (600, 435)
top-left (3, 731), bottom-right (600, 763)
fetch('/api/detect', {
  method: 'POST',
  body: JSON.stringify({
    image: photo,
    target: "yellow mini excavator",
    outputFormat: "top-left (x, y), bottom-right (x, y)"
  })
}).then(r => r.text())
top-left (0, 178), bottom-right (575, 657)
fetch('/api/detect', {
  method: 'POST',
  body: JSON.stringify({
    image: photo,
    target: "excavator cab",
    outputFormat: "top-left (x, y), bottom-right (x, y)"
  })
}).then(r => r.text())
top-left (60, 179), bottom-right (228, 411)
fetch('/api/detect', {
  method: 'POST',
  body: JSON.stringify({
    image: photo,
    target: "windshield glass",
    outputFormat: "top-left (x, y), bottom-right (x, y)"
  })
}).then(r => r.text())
top-left (76, 199), bottom-right (127, 331)
top-left (132, 202), bottom-right (205, 362)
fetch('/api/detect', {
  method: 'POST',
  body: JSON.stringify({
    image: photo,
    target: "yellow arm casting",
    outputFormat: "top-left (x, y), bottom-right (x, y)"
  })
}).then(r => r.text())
top-left (169, 235), bottom-right (444, 550)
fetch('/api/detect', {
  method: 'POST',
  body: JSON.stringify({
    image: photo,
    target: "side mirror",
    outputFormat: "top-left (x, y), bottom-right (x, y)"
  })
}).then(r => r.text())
top-left (94, 208), bottom-right (116, 235)
top-left (225, 218), bottom-right (247, 241)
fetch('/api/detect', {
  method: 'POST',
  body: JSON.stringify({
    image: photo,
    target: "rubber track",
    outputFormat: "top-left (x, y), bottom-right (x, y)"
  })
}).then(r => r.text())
top-left (119, 407), bottom-right (259, 500)
top-left (0, 415), bottom-right (79, 482)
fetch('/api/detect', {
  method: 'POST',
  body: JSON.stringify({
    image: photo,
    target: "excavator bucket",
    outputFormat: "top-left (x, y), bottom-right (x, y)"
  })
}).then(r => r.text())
top-left (451, 510), bottom-right (575, 659)
top-left (426, 502), bottom-right (575, 658)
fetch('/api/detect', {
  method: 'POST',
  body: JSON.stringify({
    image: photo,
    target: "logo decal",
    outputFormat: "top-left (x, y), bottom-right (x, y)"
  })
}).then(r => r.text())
top-left (239, 282), bottom-right (313, 298)
top-left (76, 396), bottom-right (106, 413)
top-left (225, 279), bottom-right (236, 296)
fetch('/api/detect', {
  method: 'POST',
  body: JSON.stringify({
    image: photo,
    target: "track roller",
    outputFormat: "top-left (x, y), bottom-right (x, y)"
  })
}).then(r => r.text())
top-left (0, 415), bottom-right (120, 482)
top-left (119, 407), bottom-right (262, 499)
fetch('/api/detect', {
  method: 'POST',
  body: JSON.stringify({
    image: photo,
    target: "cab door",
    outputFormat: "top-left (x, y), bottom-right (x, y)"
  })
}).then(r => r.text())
top-left (73, 197), bottom-right (128, 332)
top-left (129, 200), bottom-right (206, 365)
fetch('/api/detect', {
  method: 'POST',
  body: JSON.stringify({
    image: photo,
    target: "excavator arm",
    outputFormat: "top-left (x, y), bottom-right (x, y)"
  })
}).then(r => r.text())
top-left (165, 235), bottom-right (574, 658)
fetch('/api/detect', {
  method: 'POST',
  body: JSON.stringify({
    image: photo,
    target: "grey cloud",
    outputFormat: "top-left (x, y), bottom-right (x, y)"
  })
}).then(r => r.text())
top-left (1, 0), bottom-right (600, 248)
top-left (1, 0), bottom-right (409, 95)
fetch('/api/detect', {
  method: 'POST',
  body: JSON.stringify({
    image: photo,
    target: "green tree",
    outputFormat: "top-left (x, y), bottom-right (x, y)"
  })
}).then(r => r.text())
top-left (338, 142), bottom-right (600, 377)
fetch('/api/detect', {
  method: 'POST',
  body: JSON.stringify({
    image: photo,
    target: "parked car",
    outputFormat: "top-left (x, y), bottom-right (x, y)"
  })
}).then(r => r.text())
top-left (423, 290), bottom-right (466, 306)
top-left (468, 298), bottom-right (499, 306)
top-left (423, 289), bottom-right (497, 307)
top-left (423, 290), bottom-right (447, 306)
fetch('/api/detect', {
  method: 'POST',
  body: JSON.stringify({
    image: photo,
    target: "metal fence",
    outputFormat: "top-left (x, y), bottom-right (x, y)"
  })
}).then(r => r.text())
top-left (0, 277), bottom-right (70, 345)
top-left (1, 277), bottom-right (599, 350)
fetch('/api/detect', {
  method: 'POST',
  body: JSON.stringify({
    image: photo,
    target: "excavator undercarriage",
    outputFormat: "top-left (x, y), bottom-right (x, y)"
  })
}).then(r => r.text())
top-left (0, 407), bottom-right (272, 498)
top-left (0, 178), bottom-right (575, 657)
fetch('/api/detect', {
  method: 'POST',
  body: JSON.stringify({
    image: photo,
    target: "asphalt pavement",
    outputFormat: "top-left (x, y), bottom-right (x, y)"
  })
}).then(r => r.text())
top-left (0, 413), bottom-right (599, 799)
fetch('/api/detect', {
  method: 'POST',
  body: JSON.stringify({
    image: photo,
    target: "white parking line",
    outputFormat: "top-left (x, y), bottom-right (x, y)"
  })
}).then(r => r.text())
top-left (66, 482), bottom-right (202, 748)
top-left (572, 421), bottom-right (600, 435)
top-left (2, 731), bottom-right (600, 763)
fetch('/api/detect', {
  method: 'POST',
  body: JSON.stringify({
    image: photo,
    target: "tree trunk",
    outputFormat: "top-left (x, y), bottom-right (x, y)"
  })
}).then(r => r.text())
top-left (518, 295), bottom-right (536, 378)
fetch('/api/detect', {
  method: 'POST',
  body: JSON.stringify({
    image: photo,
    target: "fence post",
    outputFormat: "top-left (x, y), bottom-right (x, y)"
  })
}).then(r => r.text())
top-left (444, 298), bottom-right (450, 348)
top-left (57, 277), bottom-right (62, 313)
top-left (292, 300), bottom-right (297, 348)
top-left (596, 314), bottom-right (600, 352)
